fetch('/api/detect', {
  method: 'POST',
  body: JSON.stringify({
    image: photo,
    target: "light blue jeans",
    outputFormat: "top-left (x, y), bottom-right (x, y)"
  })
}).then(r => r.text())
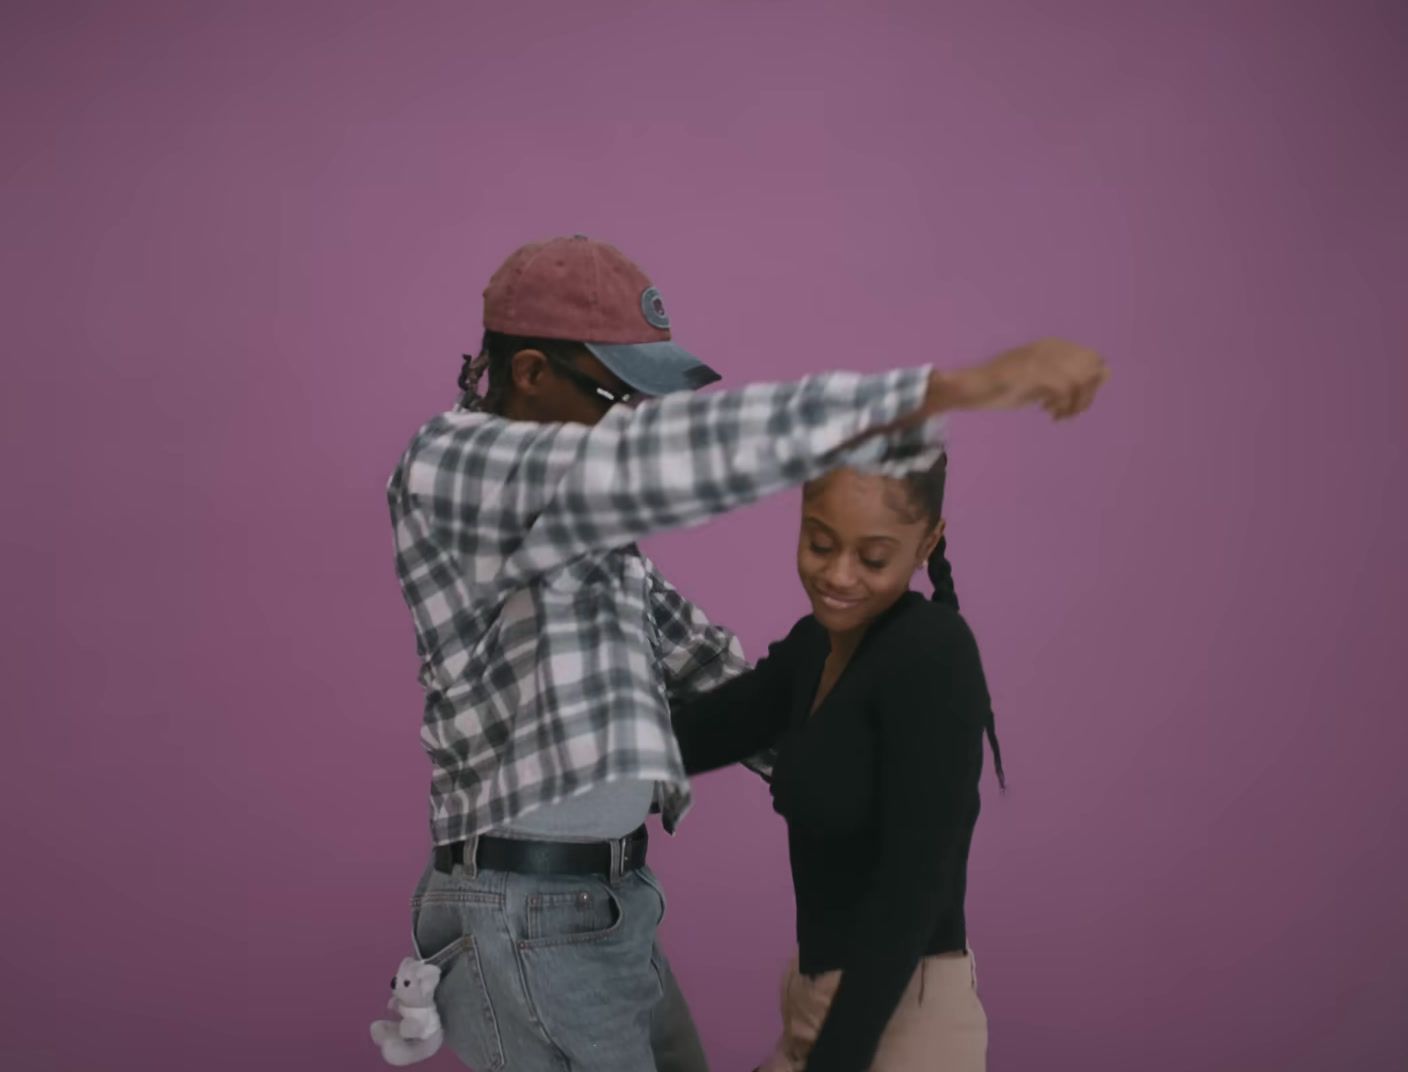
top-left (410, 853), bottom-right (709, 1071)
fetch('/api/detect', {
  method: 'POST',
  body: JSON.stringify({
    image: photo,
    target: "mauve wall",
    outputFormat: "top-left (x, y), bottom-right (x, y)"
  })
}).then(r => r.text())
top-left (3, 2), bottom-right (1404, 1069)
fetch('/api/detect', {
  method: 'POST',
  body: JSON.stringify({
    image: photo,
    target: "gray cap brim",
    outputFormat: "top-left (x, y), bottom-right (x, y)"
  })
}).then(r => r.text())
top-left (584, 341), bottom-right (721, 397)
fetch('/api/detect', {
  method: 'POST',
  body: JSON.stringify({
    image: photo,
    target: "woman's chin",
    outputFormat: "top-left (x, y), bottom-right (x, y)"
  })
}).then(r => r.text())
top-left (808, 594), bottom-right (869, 629)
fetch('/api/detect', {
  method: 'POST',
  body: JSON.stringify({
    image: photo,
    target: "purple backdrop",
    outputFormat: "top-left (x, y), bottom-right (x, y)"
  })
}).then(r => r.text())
top-left (4, 2), bottom-right (1405, 1070)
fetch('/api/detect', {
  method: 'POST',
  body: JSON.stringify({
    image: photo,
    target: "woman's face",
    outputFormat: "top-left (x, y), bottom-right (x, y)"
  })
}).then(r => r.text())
top-left (796, 468), bottom-right (944, 635)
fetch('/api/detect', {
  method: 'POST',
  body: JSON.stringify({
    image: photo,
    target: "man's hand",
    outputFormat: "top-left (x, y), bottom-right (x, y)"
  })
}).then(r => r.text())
top-left (926, 338), bottom-right (1110, 420)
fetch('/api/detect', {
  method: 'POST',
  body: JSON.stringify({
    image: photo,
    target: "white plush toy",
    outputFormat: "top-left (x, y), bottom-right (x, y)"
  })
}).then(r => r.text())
top-left (370, 956), bottom-right (444, 1066)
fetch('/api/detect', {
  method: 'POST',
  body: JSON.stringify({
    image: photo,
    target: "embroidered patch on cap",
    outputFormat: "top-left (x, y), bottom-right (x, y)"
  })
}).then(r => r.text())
top-left (640, 287), bottom-right (670, 330)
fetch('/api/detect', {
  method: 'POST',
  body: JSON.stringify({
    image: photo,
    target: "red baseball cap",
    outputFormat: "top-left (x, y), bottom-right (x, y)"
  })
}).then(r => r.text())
top-left (483, 235), bottom-right (720, 396)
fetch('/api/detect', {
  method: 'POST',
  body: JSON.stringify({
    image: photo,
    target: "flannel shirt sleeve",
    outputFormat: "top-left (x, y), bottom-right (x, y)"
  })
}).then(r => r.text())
top-left (644, 559), bottom-right (787, 781)
top-left (644, 559), bottom-right (751, 704)
top-left (401, 368), bottom-right (944, 586)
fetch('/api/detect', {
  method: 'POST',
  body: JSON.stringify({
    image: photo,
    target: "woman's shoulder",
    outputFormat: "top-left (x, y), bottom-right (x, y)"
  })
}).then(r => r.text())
top-left (867, 596), bottom-right (990, 727)
top-left (881, 592), bottom-right (978, 655)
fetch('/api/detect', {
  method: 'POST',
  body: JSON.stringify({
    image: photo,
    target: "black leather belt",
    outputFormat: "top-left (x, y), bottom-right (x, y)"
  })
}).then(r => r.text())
top-left (433, 824), bottom-right (649, 878)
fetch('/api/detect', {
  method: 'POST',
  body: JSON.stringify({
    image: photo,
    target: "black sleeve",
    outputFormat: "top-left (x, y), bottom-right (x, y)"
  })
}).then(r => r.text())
top-left (670, 635), bottom-right (796, 776)
top-left (804, 613), bottom-right (986, 1072)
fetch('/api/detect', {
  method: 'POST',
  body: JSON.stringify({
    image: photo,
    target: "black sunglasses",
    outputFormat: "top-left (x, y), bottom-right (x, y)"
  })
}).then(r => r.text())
top-left (543, 349), bottom-right (642, 409)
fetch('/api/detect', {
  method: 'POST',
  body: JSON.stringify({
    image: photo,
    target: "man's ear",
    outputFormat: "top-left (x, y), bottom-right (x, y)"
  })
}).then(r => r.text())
top-left (511, 348), bottom-right (549, 396)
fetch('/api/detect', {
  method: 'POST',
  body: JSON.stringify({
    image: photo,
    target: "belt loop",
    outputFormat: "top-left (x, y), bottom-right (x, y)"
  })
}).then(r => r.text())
top-left (968, 946), bottom-right (978, 990)
top-left (608, 835), bottom-right (626, 885)
top-left (461, 834), bottom-right (480, 879)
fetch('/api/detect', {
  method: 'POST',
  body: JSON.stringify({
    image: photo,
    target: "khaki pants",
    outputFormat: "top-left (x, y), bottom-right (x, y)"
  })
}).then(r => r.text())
top-left (759, 949), bottom-right (988, 1072)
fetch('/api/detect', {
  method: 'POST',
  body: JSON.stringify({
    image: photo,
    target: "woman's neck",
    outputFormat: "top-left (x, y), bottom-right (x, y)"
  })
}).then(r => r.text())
top-left (824, 592), bottom-right (911, 663)
top-left (825, 626), bottom-right (866, 665)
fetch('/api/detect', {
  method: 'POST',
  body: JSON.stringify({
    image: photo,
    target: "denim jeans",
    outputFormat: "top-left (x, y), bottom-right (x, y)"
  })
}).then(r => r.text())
top-left (410, 853), bottom-right (709, 1071)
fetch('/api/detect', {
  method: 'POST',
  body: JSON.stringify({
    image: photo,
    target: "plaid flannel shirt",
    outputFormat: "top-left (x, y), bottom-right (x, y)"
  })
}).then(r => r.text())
top-left (387, 367), bottom-right (945, 845)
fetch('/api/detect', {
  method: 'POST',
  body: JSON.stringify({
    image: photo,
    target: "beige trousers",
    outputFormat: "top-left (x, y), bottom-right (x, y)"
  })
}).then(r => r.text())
top-left (758, 949), bottom-right (988, 1072)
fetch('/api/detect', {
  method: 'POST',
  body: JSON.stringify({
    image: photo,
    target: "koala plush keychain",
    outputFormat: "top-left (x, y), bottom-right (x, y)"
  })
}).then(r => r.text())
top-left (369, 955), bottom-right (445, 1066)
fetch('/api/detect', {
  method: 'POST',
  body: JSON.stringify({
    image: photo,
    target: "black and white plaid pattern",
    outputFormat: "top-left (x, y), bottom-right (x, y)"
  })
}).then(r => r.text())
top-left (387, 367), bottom-right (945, 845)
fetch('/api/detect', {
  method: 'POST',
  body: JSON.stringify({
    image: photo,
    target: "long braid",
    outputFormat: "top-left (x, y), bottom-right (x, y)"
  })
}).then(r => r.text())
top-left (923, 495), bottom-right (1006, 791)
top-left (457, 346), bottom-right (492, 412)
top-left (926, 534), bottom-right (960, 611)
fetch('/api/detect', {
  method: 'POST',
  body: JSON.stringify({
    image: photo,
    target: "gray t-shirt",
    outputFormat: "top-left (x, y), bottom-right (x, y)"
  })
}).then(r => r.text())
top-left (491, 779), bottom-right (654, 841)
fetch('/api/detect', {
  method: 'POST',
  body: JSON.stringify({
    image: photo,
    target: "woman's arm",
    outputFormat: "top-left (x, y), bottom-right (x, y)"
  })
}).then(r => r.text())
top-left (670, 633), bottom-right (797, 776)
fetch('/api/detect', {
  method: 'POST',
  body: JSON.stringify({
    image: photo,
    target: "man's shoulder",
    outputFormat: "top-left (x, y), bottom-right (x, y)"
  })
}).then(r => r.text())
top-left (410, 407), bottom-right (496, 447)
top-left (394, 408), bottom-right (516, 479)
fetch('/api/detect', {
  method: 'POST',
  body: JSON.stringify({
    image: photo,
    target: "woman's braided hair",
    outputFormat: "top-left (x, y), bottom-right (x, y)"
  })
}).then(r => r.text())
top-left (805, 453), bottom-right (1005, 788)
top-left (899, 454), bottom-right (957, 610)
top-left (908, 455), bottom-right (1004, 788)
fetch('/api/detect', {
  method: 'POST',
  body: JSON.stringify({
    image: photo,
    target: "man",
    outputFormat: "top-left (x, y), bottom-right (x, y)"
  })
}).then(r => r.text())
top-left (386, 234), bottom-right (1106, 1070)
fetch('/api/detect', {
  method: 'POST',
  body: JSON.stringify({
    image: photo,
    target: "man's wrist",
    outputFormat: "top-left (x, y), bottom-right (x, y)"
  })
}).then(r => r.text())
top-left (924, 368), bottom-right (968, 414)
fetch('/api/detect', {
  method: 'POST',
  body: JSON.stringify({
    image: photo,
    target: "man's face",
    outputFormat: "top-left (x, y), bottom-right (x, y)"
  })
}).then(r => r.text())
top-left (505, 347), bottom-right (641, 426)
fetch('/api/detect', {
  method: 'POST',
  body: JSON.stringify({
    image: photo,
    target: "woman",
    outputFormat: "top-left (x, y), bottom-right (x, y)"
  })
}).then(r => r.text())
top-left (672, 453), bottom-right (1001, 1072)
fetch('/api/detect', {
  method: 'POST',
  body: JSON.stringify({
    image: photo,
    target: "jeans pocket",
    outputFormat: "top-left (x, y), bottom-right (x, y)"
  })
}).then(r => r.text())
top-left (514, 873), bottom-right (661, 1066)
top-left (411, 886), bottom-right (507, 1072)
top-left (522, 878), bottom-right (624, 947)
top-left (634, 865), bottom-right (667, 927)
